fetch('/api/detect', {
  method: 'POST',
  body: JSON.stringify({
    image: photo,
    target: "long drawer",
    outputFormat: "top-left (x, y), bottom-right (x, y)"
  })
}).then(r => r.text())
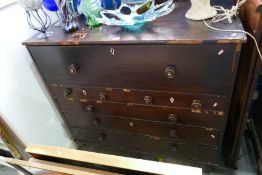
top-left (50, 85), bottom-right (226, 111)
top-left (73, 127), bottom-right (218, 163)
top-left (65, 113), bottom-right (220, 145)
top-left (29, 44), bottom-right (235, 95)
top-left (56, 98), bottom-right (223, 128)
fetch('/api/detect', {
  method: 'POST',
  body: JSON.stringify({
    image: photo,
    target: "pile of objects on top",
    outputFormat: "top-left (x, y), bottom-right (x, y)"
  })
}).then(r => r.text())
top-left (19, 0), bottom-right (175, 32)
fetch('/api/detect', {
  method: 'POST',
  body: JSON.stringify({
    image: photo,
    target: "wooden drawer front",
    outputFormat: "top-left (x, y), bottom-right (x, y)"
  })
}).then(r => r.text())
top-left (76, 141), bottom-right (153, 162)
top-left (57, 99), bottom-right (223, 128)
top-left (50, 85), bottom-right (124, 103)
top-left (65, 113), bottom-right (219, 145)
top-left (29, 44), bottom-right (235, 95)
top-left (73, 128), bottom-right (218, 163)
top-left (125, 89), bottom-right (226, 111)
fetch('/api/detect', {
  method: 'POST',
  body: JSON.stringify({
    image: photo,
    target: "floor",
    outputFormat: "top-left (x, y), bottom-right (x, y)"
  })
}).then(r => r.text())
top-left (209, 137), bottom-right (257, 175)
top-left (0, 165), bottom-right (19, 175)
top-left (0, 137), bottom-right (257, 175)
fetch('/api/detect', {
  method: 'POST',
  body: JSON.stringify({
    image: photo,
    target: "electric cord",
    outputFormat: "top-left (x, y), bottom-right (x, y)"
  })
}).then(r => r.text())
top-left (203, 20), bottom-right (262, 61)
top-left (202, 0), bottom-right (262, 61)
top-left (212, 0), bottom-right (246, 23)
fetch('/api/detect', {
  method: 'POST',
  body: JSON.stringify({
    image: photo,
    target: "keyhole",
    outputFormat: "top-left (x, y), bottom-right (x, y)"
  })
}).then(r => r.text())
top-left (110, 48), bottom-right (115, 55)
top-left (129, 122), bottom-right (134, 127)
top-left (82, 90), bottom-right (87, 96)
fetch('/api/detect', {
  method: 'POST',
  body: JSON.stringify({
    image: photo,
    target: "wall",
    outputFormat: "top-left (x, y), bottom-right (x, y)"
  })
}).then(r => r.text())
top-left (0, 3), bottom-right (73, 147)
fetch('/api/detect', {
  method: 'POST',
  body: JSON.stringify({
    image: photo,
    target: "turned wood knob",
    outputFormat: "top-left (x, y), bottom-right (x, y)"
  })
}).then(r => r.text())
top-left (164, 66), bottom-right (176, 79)
top-left (63, 88), bottom-right (72, 97)
top-left (191, 100), bottom-right (202, 109)
top-left (93, 118), bottom-right (100, 126)
top-left (144, 96), bottom-right (153, 105)
top-left (169, 129), bottom-right (177, 138)
top-left (85, 105), bottom-right (94, 112)
top-left (68, 64), bottom-right (79, 75)
top-left (168, 114), bottom-right (177, 123)
top-left (171, 144), bottom-right (177, 153)
top-left (99, 93), bottom-right (106, 101)
top-left (98, 133), bottom-right (106, 141)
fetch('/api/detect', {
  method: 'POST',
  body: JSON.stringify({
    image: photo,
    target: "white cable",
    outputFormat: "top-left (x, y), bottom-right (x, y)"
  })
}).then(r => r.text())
top-left (203, 20), bottom-right (262, 61)
top-left (212, 0), bottom-right (246, 23)
top-left (202, 0), bottom-right (262, 62)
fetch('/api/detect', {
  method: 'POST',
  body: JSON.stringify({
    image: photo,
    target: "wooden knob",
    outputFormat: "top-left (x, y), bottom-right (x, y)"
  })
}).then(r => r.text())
top-left (171, 144), bottom-right (177, 153)
top-left (164, 66), bottom-right (176, 79)
top-left (68, 64), bottom-right (79, 75)
top-left (98, 133), bottom-right (106, 141)
top-left (168, 114), bottom-right (177, 124)
top-left (169, 130), bottom-right (177, 138)
top-left (191, 100), bottom-right (202, 109)
top-left (99, 93), bottom-right (106, 101)
top-left (85, 105), bottom-right (94, 112)
top-left (144, 96), bottom-right (153, 105)
top-left (63, 88), bottom-right (72, 97)
top-left (93, 118), bottom-right (100, 126)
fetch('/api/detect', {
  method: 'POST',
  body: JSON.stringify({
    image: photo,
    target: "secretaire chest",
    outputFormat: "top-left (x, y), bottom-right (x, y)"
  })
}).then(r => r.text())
top-left (24, 2), bottom-right (246, 169)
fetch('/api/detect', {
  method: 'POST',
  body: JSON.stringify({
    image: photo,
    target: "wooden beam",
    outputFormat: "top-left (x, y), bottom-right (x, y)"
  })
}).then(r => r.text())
top-left (25, 144), bottom-right (202, 175)
top-left (5, 158), bottom-right (122, 175)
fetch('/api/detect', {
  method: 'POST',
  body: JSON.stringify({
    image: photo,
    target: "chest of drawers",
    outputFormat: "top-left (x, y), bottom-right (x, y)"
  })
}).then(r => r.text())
top-left (24, 2), bottom-right (246, 169)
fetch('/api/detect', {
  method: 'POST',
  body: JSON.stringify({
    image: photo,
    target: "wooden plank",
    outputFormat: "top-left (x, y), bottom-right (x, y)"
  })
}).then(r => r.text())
top-left (0, 115), bottom-right (28, 159)
top-left (5, 158), bottom-right (122, 175)
top-left (29, 158), bottom-right (122, 175)
top-left (25, 144), bottom-right (202, 175)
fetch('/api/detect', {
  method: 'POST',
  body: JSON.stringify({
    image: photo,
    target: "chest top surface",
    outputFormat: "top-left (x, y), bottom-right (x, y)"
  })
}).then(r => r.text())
top-left (23, 2), bottom-right (246, 46)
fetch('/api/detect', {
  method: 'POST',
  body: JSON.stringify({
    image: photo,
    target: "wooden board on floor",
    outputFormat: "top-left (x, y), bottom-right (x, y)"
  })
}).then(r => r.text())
top-left (5, 158), bottom-right (122, 175)
top-left (25, 144), bottom-right (202, 175)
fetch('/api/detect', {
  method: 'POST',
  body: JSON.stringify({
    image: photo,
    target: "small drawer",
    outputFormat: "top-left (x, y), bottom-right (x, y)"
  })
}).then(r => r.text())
top-left (57, 99), bottom-right (223, 128)
top-left (73, 128), bottom-right (218, 163)
top-left (50, 85), bottom-right (124, 103)
top-left (66, 113), bottom-right (220, 146)
top-left (125, 89), bottom-right (226, 111)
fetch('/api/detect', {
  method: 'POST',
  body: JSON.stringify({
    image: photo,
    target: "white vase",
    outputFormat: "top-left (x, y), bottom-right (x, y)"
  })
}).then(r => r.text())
top-left (185, 0), bottom-right (217, 20)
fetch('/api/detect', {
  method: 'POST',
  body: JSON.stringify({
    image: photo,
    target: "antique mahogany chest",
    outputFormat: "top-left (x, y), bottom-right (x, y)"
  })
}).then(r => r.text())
top-left (24, 2), bottom-right (246, 169)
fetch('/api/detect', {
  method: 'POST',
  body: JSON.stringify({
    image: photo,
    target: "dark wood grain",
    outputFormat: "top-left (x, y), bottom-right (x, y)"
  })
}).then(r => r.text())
top-left (124, 89), bottom-right (226, 111)
top-left (29, 44), bottom-right (235, 95)
top-left (23, 0), bottom-right (246, 169)
top-left (223, 0), bottom-right (262, 167)
top-left (73, 127), bottom-right (218, 164)
top-left (53, 98), bottom-right (223, 128)
top-left (50, 85), bottom-right (124, 103)
top-left (23, 2), bottom-right (245, 46)
top-left (65, 113), bottom-right (220, 145)
top-left (50, 85), bottom-right (226, 111)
